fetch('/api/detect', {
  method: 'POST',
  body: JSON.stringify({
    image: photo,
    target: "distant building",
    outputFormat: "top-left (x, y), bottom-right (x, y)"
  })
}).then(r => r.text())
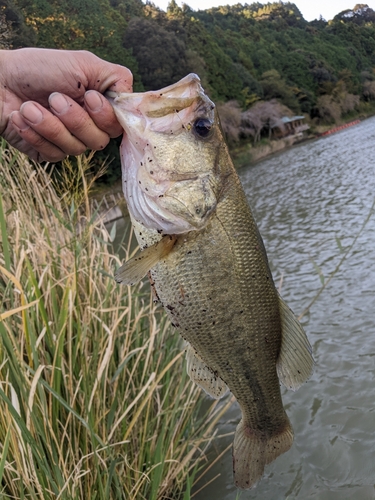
top-left (272, 116), bottom-right (309, 138)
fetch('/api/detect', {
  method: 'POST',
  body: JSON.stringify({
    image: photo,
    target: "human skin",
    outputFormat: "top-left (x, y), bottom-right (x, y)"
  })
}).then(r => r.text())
top-left (0, 48), bottom-right (133, 161)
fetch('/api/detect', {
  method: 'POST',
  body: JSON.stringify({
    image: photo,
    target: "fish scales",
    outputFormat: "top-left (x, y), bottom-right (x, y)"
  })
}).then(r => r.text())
top-left (150, 173), bottom-right (287, 431)
top-left (108, 74), bottom-right (313, 489)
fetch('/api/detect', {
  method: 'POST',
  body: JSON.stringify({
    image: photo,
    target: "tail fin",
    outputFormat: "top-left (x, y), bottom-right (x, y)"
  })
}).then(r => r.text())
top-left (232, 418), bottom-right (294, 489)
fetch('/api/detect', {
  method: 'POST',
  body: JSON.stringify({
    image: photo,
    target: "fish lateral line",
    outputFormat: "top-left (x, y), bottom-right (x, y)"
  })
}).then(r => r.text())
top-left (114, 234), bottom-right (178, 285)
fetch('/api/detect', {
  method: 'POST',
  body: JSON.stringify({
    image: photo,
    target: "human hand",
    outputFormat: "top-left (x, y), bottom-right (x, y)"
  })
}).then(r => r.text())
top-left (0, 48), bottom-right (133, 161)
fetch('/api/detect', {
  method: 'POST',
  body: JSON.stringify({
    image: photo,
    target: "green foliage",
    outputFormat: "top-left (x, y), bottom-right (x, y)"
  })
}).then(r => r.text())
top-left (13, 0), bottom-right (140, 82)
top-left (0, 0), bottom-right (35, 46)
top-left (5, 0), bottom-right (375, 183)
top-left (123, 16), bottom-right (191, 90)
top-left (260, 69), bottom-right (301, 112)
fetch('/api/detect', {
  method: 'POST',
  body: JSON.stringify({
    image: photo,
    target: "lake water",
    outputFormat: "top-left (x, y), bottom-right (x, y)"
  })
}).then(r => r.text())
top-left (194, 117), bottom-right (375, 499)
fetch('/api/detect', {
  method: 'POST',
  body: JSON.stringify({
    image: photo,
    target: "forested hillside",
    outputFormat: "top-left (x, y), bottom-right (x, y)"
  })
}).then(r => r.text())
top-left (1, 0), bottom-right (375, 178)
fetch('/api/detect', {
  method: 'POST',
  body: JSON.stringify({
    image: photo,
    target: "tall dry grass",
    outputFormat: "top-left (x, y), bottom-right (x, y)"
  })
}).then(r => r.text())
top-left (0, 140), bottom-right (233, 499)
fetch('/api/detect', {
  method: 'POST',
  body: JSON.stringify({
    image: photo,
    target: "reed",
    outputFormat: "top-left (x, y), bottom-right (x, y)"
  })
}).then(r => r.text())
top-left (0, 141), bottom-right (233, 499)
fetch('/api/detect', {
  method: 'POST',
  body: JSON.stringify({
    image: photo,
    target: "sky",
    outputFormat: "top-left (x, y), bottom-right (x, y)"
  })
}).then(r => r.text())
top-left (149, 0), bottom-right (375, 22)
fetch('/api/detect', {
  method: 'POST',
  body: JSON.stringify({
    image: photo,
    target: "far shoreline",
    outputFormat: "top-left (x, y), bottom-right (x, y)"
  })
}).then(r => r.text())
top-left (232, 113), bottom-right (374, 169)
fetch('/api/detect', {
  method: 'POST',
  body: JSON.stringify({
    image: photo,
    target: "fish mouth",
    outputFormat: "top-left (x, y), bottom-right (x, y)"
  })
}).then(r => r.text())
top-left (106, 73), bottom-right (215, 137)
top-left (106, 73), bottom-right (203, 112)
top-left (107, 74), bottom-right (219, 234)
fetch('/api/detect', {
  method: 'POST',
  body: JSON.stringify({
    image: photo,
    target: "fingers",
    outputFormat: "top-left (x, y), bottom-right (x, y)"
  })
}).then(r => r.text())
top-left (49, 92), bottom-right (117, 149)
top-left (10, 111), bottom-right (68, 162)
top-left (84, 90), bottom-right (123, 138)
top-left (10, 101), bottom-right (88, 162)
top-left (81, 53), bottom-right (133, 94)
top-left (8, 91), bottom-right (122, 162)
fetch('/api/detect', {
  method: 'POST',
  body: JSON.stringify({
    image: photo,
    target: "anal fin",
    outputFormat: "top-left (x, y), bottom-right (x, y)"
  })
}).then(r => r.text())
top-left (277, 295), bottom-right (314, 391)
top-left (115, 235), bottom-right (177, 285)
top-left (186, 343), bottom-right (228, 399)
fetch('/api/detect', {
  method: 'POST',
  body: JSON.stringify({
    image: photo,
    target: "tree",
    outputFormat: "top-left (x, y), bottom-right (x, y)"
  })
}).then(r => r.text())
top-left (123, 17), bottom-right (191, 90)
top-left (315, 95), bottom-right (341, 123)
top-left (0, 0), bottom-right (35, 47)
top-left (241, 99), bottom-right (293, 143)
top-left (0, 13), bottom-right (12, 48)
top-left (13, 0), bottom-right (139, 82)
top-left (217, 100), bottom-right (242, 143)
top-left (260, 70), bottom-right (300, 113)
top-left (363, 80), bottom-right (375, 100)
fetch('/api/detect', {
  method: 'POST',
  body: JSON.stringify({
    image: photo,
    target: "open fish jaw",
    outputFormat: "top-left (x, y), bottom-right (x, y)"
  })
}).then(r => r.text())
top-left (108, 74), bottom-right (221, 235)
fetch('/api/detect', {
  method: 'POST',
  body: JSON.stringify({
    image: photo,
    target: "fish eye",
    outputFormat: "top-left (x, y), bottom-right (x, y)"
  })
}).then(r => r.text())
top-left (193, 118), bottom-right (213, 139)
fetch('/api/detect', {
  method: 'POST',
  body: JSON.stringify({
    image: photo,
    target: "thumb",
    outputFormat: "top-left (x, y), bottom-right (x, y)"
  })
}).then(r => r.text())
top-left (87, 61), bottom-right (133, 95)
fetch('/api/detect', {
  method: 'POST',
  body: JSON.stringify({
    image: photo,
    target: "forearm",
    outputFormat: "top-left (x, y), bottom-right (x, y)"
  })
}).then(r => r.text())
top-left (0, 49), bottom-right (10, 136)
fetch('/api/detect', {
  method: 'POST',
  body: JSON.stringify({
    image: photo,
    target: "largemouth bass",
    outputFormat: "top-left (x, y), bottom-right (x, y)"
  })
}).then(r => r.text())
top-left (107, 74), bottom-right (313, 489)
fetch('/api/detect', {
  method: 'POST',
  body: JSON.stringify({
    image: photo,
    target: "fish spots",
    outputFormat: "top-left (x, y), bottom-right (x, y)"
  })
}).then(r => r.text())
top-left (150, 171), bottom-right (154, 175)
top-left (148, 273), bottom-right (161, 303)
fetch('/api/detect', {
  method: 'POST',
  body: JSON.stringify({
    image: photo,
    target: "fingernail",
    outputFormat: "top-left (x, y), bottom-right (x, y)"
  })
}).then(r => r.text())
top-left (10, 111), bottom-right (30, 131)
top-left (20, 102), bottom-right (43, 125)
top-left (85, 90), bottom-right (103, 112)
top-left (49, 92), bottom-right (70, 114)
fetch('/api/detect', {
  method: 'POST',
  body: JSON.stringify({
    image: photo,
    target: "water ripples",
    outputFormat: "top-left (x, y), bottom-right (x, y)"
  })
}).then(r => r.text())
top-left (196, 117), bottom-right (375, 499)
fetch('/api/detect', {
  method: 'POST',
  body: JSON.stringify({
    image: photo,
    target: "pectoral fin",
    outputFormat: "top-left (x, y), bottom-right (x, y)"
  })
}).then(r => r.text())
top-left (186, 344), bottom-right (229, 399)
top-left (276, 295), bottom-right (314, 391)
top-left (115, 235), bottom-right (177, 285)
